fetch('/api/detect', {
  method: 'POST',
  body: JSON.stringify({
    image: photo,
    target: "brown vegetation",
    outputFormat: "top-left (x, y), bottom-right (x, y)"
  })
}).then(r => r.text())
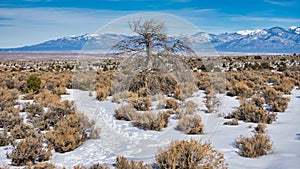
top-left (176, 115), bottom-right (204, 134)
top-left (156, 138), bottom-right (227, 169)
top-left (235, 133), bottom-right (272, 158)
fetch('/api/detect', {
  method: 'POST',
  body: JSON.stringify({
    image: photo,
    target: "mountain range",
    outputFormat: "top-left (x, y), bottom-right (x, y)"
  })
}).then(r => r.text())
top-left (1, 26), bottom-right (300, 53)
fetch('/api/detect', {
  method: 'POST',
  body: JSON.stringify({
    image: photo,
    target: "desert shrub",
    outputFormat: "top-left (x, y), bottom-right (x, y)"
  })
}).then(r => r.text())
top-left (53, 86), bottom-right (67, 95)
top-left (250, 95), bottom-right (265, 107)
top-left (114, 104), bottom-right (137, 121)
top-left (274, 81), bottom-right (294, 95)
top-left (157, 98), bottom-right (178, 110)
top-left (96, 87), bottom-right (110, 101)
top-left (175, 82), bottom-right (198, 100)
top-left (77, 112), bottom-right (100, 139)
top-left (165, 98), bottom-right (178, 110)
top-left (150, 93), bottom-right (164, 102)
top-left (0, 87), bottom-right (19, 110)
top-left (230, 102), bottom-right (276, 124)
top-left (176, 114), bottom-right (204, 134)
top-left (26, 102), bottom-right (44, 119)
top-left (263, 87), bottom-right (283, 103)
top-left (129, 96), bottom-right (151, 111)
top-left (24, 74), bottom-right (41, 93)
top-left (235, 133), bottom-right (272, 158)
top-left (173, 86), bottom-right (183, 100)
top-left (184, 100), bottom-right (197, 115)
top-left (227, 82), bottom-right (254, 98)
top-left (131, 111), bottom-right (169, 131)
top-left (0, 107), bottom-right (22, 131)
top-left (268, 97), bottom-right (290, 112)
top-left (46, 114), bottom-right (84, 153)
top-left (10, 123), bottom-right (37, 139)
top-left (34, 89), bottom-right (60, 107)
top-left (223, 118), bottom-right (239, 125)
top-left (156, 138), bottom-right (227, 169)
top-left (254, 123), bottom-right (267, 133)
top-left (116, 156), bottom-right (150, 169)
top-left (112, 91), bottom-right (136, 103)
top-left (9, 136), bottom-right (51, 166)
top-left (146, 72), bottom-right (177, 96)
top-left (89, 163), bottom-right (110, 169)
top-left (0, 130), bottom-right (12, 146)
top-left (73, 163), bottom-right (110, 169)
top-left (43, 100), bottom-right (76, 126)
top-left (263, 87), bottom-right (290, 112)
top-left (31, 162), bottom-right (57, 169)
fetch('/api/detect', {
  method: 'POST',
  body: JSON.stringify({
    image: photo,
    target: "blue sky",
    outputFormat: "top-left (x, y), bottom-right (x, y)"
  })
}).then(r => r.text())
top-left (0, 0), bottom-right (299, 48)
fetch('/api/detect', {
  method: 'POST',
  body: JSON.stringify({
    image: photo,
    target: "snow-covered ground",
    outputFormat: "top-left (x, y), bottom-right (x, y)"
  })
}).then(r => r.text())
top-left (1, 89), bottom-right (299, 168)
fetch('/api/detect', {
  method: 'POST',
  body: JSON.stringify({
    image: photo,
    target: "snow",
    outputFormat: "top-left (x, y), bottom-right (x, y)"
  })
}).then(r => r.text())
top-left (1, 89), bottom-right (299, 168)
top-left (237, 29), bottom-right (262, 36)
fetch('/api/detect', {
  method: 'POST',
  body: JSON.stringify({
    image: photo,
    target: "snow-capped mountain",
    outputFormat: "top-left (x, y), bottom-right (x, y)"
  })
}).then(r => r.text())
top-left (1, 26), bottom-right (300, 53)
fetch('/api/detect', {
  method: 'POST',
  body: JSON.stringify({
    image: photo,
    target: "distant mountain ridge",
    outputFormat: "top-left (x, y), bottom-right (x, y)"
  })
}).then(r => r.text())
top-left (1, 26), bottom-right (300, 53)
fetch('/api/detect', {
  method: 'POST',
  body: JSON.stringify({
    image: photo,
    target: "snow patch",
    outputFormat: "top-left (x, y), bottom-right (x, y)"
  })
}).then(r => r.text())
top-left (237, 29), bottom-right (262, 35)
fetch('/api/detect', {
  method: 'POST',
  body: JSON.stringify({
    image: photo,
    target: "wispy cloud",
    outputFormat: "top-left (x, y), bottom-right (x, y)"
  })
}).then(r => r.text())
top-left (264, 0), bottom-right (296, 6)
top-left (231, 16), bottom-right (300, 23)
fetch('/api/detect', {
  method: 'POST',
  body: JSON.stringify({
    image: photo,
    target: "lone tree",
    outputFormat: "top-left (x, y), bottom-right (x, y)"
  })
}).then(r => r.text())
top-left (112, 18), bottom-right (195, 95)
top-left (24, 74), bottom-right (41, 93)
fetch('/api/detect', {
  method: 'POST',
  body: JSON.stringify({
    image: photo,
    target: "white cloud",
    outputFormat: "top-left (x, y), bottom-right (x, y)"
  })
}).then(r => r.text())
top-left (231, 16), bottom-right (300, 23)
top-left (264, 0), bottom-right (296, 6)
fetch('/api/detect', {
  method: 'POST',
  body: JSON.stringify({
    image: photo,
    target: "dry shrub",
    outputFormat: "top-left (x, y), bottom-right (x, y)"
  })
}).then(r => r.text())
top-left (157, 98), bottom-right (178, 110)
top-left (77, 112), bottom-right (100, 139)
top-left (254, 123), bottom-right (267, 133)
top-left (10, 123), bottom-right (37, 139)
top-left (230, 102), bottom-right (276, 124)
top-left (44, 100), bottom-right (76, 126)
top-left (263, 87), bottom-right (290, 112)
top-left (263, 87), bottom-right (283, 103)
top-left (156, 138), bottom-right (227, 169)
top-left (26, 102), bottom-right (44, 119)
top-left (34, 89), bottom-right (60, 107)
top-left (173, 86), bottom-right (183, 100)
top-left (131, 111), bottom-right (169, 131)
top-left (147, 72), bottom-right (177, 96)
top-left (269, 97), bottom-right (290, 112)
top-left (129, 96), bottom-right (151, 111)
top-left (176, 114), bottom-right (204, 134)
top-left (165, 98), bottom-right (178, 110)
top-left (175, 82), bottom-right (198, 100)
top-left (209, 72), bottom-right (226, 94)
top-left (223, 118), bottom-right (238, 125)
top-left (0, 107), bottom-right (22, 131)
top-left (227, 82), bottom-right (254, 98)
top-left (46, 114), bottom-right (84, 153)
top-left (53, 86), bottom-right (67, 95)
top-left (73, 163), bottom-right (109, 169)
top-left (9, 136), bottom-right (51, 166)
top-left (116, 156), bottom-right (150, 169)
top-left (250, 95), bottom-right (265, 107)
top-left (235, 133), bottom-right (272, 158)
top-left (114, 104), bottom-right (137, 121)
top-left (31, 162), bottom-right (57, 169)
top-left (0, 87), bottom-right (19, 110)
top-left (0, 130), bottom-right (12, 146)
top-left (151, 93), bottom-right (164, 102)
top-left (274, 77), bottom-right (294, 94)
top-left (96, 87), bottom-right (110, 101)
top-left (89, 163), bottom-right (110, 169)
top-left (112, 90), bottom-right (137, 103)
top-left (184, 100), bottom-right (197, 115)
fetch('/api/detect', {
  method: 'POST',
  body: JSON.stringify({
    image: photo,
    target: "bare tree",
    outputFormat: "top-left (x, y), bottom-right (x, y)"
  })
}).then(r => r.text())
top-left (112, 18), bottom-right (195, 95)
top-left (113, 18), bottom-right (194, 69)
